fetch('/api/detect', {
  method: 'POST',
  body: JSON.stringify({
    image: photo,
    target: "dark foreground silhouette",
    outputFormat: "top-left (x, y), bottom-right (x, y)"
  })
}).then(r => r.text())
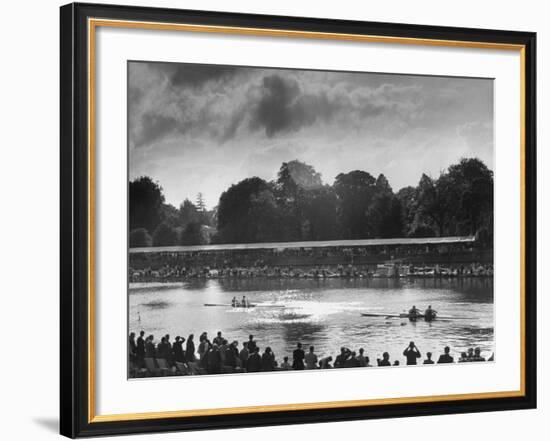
top-left (129, 331), bottom-right (493, 378)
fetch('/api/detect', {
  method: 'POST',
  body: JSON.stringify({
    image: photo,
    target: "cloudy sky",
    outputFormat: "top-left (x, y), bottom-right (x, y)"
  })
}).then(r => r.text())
top-left (129, 61), bottom-right (493, 209)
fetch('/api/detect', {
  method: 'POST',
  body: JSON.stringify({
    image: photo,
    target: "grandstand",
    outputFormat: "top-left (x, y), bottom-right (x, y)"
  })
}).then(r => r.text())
top-left (129, 236), bottom-right (492, 272)
top-left (130, 236), bottom-right (475, 254)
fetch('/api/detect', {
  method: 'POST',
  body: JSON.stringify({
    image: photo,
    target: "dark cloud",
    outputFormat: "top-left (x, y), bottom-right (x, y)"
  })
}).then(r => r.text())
top-left (129, 62), bottom-right (246, 148)
top-left (250, 74), bottom-right (337, 137)
top-left (129, 64), bottom-right (434, 148)
top-left (166, 63), bottom-right (239, 88)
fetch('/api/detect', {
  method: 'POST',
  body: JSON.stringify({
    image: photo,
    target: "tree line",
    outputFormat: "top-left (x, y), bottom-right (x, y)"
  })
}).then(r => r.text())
top-left (129, 158), bottom-right (493, 248)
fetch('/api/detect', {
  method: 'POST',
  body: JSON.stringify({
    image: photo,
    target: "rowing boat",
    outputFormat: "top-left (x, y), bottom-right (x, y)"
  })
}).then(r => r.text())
top-left (360, 312), bottom-right (432, 321)
top-left (360, 311), bottom-right (461, 321)
top-left (203, 303), bottom-right (285, 308)
top-left (360, 312), bottom-right (414, 318)
top-left (204, 303), bottom-right (257, 308)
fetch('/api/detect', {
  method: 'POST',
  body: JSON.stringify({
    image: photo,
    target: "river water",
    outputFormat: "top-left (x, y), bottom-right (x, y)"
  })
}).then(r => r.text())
top-left (129, 277), bottom-right (494, 364)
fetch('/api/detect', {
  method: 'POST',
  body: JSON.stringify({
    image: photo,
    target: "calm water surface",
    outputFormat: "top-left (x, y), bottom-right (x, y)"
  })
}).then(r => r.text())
top-left (129, 278), bottom-right (494, 363)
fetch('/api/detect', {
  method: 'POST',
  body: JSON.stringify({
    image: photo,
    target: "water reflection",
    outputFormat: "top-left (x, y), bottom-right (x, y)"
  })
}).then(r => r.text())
top-left (142, 300), bottom-right (171, 309)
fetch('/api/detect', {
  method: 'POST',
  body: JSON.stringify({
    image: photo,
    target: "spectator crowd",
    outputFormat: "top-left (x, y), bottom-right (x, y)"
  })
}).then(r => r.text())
top-left (129, 330), bottom-right (493, 378)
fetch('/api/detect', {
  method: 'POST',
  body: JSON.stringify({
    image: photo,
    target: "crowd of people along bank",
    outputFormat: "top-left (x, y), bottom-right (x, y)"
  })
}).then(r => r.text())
top-left (128, 330), bottom-right (493, 378)
top-left (130, 262), bottom-right (494, 283)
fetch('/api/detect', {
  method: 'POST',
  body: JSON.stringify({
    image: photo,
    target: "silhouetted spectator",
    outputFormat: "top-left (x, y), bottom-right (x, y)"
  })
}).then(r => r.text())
top-left (145, 335), bottom-right (156, 358)
top-left (136, 330), bottom-right (146, 365)
top-left (173, 336), bottom-right (185, 362)
top-left (280, 356), bottom-right (291, 370)
top-left (239, 341), bottom-right (249, 367)
top-left (334, 347), bottom-right (350, 368)
top-left (213, 331), bottom-right (224, 346)
top-left (472, 347), bottom-right (486, 362)
top-left (206, 344), bottom-right (222, 374)
top-left (319, 356), bottom-right (333, 369)
top-left (292, 343), bottom-right (305, 370)
top-left (261, 347), bottom-right (276, 371)
top-left (129, 332), bottom-right (137, 364)
top-left (305, 346), bottom-right (318, 369)
top-left (246, 347), bottom-right (262, 373)
top-left (437, 346), bottom-right (454, 363)
top-left (357, 348), bottom-right (368, 367)
top-left (377, 352), bottom-right (391, 367)
top-left (247, 335), bottom-right (257, 353)
top-left (344, 351), bottom-right (359, 368)
top-left (403, 341), bottom-right (421, 365)
top-left (185, 334), bottom-right (195, 362)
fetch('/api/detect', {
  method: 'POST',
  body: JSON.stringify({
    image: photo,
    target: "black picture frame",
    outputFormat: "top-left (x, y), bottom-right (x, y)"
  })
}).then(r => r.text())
top-left (60, 2), bottom-right (537, 438)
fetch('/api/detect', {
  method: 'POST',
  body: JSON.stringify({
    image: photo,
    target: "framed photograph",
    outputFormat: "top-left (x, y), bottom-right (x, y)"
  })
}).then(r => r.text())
top-left (60, 2), bottom-right (536, 438)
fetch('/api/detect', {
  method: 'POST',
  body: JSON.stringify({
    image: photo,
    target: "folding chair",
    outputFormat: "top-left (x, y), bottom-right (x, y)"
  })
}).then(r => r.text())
top-left (175, 361), bottom-right (189, 375)
top-left (144, 357), bottom-right (160, 376)
top-left (187, 361), bottom-right (207, 375)
top-left (130, 360), bottom-right (148, 378)
top-left (156, 358), bottom-right (173, 376)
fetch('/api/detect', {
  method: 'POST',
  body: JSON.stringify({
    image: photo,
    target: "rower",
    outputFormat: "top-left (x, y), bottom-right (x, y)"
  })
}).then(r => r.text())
top-left (241, 296), bottom-right (248, 308)
top-left (424, 305), bottom-right (437, 321)
top-left (231, 297), bottom-right (237, 307)
top-left (409, 305), bottom-right (421, 317)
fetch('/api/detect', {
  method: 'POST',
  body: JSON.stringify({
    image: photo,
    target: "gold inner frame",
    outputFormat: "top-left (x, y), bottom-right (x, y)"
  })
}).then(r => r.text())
top-left (87, 18), bottom-right (527, 423)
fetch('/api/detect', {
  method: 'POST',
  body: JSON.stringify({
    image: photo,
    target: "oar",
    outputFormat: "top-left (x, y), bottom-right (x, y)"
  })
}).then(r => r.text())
top-left (203, 303), bottom-right (258, 307)
top-left (203, 303), bottom-right (285, 308)
top-left (203, 303), bottom-right (255, 307)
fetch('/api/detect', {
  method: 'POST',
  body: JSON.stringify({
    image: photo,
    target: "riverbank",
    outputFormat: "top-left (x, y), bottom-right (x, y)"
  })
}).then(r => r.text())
top-left (130, 262), bottom-right (493, 284)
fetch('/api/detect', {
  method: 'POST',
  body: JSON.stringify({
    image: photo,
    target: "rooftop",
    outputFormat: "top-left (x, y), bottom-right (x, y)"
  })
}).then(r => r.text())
top-left (130, 236), bottom-right (475, 254)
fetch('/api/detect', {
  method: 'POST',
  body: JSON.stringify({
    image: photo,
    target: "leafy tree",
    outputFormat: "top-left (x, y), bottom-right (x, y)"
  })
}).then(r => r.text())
top-left (248, 189), bottom-right (284, 242)
top-left (180, 221), bottom-right (207, 245)
top-left (396, 186), bottom-right (417, 236)
top-left (129, 228), bottom-right (152, 248)
top-left (300, 186), bottom-right (339, 241)
top-left (152, 222), bottom-right (177, 246)
top-left (409, 224), bottom-right (437, 238)
top-left (334, 170), bottom-right (377, 238)
top-left (160, 203), bottom-right (180, 228)
top-left (274, 160), bottom-right (329, 241)
top-left (216, 177), bottom-right (273, 243)
top-left (375, 173), bottom-right (392, 196)
top-left (195, 192), bottom-right (206, 212)
top-left (359, 173), bottom-right (403, 238)
top-left (179, 199), bottom-right (199, 226)
top-left (415, 173), bottom-right (453, 236)
top-left (129, 158), bottom-right (493, 245)
top-left (276, 160), bottom-right (323, 198)
top-left (199, 210), bottom-right (214, 227)
top-left (129, 176), bottom-right (165, 232)
top-left (367, 193), bottom-right (404, 238)
top-left (446, 158), bottom-right (493, 235)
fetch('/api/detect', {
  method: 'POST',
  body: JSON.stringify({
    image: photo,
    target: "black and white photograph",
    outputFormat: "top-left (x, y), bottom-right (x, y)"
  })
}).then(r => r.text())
top-left (0, 0), bottom-right (542, 438)
top-left (127, 61), bottom-right (495, 378)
